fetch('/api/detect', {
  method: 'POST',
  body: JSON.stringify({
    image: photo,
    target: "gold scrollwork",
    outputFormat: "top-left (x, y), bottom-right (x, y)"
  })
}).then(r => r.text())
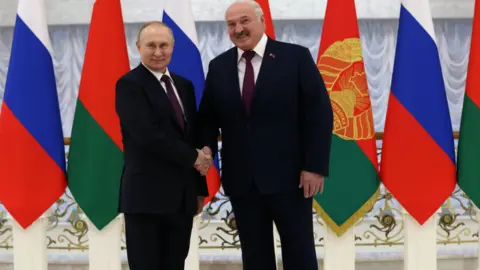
top-left (209, 210), bottom-right (240, 248)
top-left (56, 219), bottom-right (89, 250)
top-left (0, 213), bottom-right (12, 249)
top-left (362, 191), bottom-right (404, 246)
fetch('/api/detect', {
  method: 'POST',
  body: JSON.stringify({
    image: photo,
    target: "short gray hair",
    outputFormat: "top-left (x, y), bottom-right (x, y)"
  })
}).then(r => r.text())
top-left (137, 21), bottom-right (175, 43)
top-left (236, 0), bottom-right (264, 21)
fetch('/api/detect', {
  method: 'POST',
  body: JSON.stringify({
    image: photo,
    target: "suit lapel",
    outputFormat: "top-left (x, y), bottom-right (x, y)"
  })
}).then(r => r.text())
top-left (138, 65), bottom-right (185, 133)
top-left (227, 48), bottom-right (246, 116)
top-left (227, 39), bottom-right (278, 117)
top-left (253, 38), bottom-right (277, 100)
top-left (171, 74), bottom-right (193, 131)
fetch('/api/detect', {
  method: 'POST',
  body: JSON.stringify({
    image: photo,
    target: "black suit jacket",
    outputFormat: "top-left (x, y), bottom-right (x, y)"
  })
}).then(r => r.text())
top-left (115, 64), bottom-right (208, 215)
top-left (197, 38), bottom-right (333, 197)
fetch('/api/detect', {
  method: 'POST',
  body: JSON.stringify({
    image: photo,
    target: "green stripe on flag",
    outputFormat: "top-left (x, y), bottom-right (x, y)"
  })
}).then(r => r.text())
top-left (458, 95), bottom-right (480, 208)
top-left (314, 134), bottom-right (380, 236)
top-left (67, 101), bottom-right (123, 229)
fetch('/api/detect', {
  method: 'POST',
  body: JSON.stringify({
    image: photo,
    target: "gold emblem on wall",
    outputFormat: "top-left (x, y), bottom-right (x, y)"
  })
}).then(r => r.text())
top-left (318, 38), bottom-right (374, 140)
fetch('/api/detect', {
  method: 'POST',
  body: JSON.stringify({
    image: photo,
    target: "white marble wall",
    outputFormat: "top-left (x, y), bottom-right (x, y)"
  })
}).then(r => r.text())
top-left (0, 0), bottom-right (475, 27)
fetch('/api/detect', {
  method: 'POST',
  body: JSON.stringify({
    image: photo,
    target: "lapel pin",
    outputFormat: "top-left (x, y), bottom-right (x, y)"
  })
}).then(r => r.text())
top-left (269, 53), bottom-right (275, 58)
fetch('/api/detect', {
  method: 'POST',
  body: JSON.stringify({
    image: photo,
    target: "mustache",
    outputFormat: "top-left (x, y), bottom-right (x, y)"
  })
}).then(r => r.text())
top-left (234, 31), bottom-right (249, 39)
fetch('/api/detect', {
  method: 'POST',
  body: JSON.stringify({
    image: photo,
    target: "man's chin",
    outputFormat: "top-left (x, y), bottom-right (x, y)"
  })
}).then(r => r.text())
top-left (235, 41), bottom-right (253, 51)
top-left (148, 64), bottom-right (166, 72)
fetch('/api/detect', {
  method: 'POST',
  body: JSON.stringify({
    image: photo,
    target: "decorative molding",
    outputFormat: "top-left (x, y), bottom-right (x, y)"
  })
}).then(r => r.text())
top-left (0, 0), bottom-right (475, 27)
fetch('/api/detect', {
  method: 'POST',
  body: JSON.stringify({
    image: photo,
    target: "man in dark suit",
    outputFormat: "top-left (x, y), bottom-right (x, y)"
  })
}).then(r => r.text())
top-left (196, 1), bottom-right (333, 269)
top-left (115, 21), bottom-right (211, 270)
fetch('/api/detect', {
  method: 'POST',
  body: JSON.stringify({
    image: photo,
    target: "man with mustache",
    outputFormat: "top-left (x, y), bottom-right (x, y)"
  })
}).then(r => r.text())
top-left (115, 21), bottom-right (211, 270)
top-left (196, 0), bottom-right (333, 269)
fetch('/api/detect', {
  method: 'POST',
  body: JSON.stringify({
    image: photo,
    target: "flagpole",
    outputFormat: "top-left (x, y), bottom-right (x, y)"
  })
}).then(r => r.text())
top-left (11, 215), bottom-right (48, 270)
top-left (477, 208), bottom-right (480, 270)
top-left (185, 215), bottom-right (200, 270)
top-left (87, 215), bottom-right (122, 270)
top-left (323, 225), bottom-right (355, 270)
top-left (273, 224), bottom-right (281, 268)
top-left (403, 209), bottom-right (437, 270)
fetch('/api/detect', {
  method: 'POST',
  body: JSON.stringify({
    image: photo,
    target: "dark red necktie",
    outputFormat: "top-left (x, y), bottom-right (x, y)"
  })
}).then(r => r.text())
top-left (161, 75), bottom-right (185, 131)
top-left (242, 50), bottom-right (255, 115)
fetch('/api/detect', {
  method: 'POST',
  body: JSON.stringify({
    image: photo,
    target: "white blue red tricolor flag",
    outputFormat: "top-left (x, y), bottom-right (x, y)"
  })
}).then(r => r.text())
top-left (162, 0), bottom-right (221, 205)
top-left (380, 0), bottom-right (456, 224)
top-left (0, 0), bottom-right (66, 228)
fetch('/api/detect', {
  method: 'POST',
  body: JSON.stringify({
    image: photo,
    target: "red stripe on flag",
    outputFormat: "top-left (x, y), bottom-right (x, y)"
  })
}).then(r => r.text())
top-left (0, 104), bottom-right (66, 228)
top-left (77, 0), bottom-right (129, 151)
top-left (203, 166), bottom-right (221, 206)
top-left (255, 0), bottom-right (275, 39)
top-left (466, 0), bottom-right (480, 107)
top-left (380, 96), bottom-right (456, 224)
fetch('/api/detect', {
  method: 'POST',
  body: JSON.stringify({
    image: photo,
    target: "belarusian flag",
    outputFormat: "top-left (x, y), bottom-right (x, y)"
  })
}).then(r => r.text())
top-left (67, 0), bottom-right (129, 230)
top-left (457, 0), bottom-right (480, 208)
top-left (254, 0), bottom-right (275, 39)
top-left (313, 0), bottom-right (380, 236)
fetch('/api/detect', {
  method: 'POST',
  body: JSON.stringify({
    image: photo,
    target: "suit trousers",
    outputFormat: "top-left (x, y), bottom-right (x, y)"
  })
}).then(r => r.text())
top-left (229, 185), bottom-right (318, 270)
top-left (124, 202), bottom-right (194, 270)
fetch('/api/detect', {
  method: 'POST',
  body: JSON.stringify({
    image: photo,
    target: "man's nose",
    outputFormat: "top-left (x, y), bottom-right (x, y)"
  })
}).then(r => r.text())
top-left (153, 48), bottom-right (162, 56)
top-left (234, 24), bottom-right (244, 34)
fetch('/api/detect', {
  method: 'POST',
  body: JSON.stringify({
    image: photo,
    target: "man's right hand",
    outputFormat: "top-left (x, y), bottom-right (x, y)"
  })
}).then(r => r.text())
top-left (194, 147), bottom-right (213, 175)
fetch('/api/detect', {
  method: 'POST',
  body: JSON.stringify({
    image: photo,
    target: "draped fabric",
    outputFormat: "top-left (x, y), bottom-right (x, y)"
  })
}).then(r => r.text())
top-left (0, 20), bottom-right (472, 137)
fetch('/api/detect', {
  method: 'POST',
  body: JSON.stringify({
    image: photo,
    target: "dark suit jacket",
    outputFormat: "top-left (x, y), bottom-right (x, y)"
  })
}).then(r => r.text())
top-left (115, 64), bottom-right (208, 215)
top-left (197, 38), bottom-right (333, 197)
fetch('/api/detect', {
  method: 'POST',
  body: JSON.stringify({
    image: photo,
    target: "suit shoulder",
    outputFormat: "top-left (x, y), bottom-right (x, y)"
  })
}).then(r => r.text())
top-left (209, 47), bottom-right (236, 67)
top-left (117, 66), bottom-right (142, 85)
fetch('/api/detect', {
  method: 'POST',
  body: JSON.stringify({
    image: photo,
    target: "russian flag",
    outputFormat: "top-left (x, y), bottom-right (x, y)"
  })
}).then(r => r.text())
top-left (162, 0), bottom-right (221, 205)
top-left (0, 0), bottom-right (66, 228)
top-left (380, 0), bottom-right (456, 224)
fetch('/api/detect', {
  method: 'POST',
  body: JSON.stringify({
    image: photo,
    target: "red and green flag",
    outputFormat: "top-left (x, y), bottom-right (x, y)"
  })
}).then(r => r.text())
top-left (313, 0), bottom-right (380, 236)
top-left (457, 0), bottom-right (480, 208)
top-left (67, 0), bottom-right (129, 229)
top-left (254, 0), bottom-right (275, 39)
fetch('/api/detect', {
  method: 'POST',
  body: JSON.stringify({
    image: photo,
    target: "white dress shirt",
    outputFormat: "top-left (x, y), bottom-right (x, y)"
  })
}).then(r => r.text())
top-left (237, 33), bottom-right (268, 94)
top-left (142, 63), bottom-right (185, 113)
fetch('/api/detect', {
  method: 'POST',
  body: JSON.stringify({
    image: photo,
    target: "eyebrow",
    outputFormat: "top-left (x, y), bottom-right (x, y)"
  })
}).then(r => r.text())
top-left (228, 15), bottom-right (250, 23)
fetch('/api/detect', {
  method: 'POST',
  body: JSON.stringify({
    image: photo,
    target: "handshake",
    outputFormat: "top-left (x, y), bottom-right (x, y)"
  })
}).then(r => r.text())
top-left (194, 146), bottom-right (213, 176)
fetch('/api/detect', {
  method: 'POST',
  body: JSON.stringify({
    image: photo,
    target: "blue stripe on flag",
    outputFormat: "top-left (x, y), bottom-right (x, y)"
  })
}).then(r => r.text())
top-left (3, 15), bottom-right (66, 172)
top-left (390, 6), bottom-right (455, 163)
top-left (163, 12), bottom-right (205, 107)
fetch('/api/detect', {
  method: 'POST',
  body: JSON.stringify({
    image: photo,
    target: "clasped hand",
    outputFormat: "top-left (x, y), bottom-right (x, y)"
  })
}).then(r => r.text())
top-left (194, 146), bottom-right (213, 176)
top-left (299, 171), bottom-right (325, 198)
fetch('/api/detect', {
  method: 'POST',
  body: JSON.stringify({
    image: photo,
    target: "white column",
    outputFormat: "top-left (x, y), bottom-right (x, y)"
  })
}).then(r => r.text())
top-left (477, 209), bottom-right (480, 270)
top-left (185, 215), bottom-right (200, 270)
top-left (11, 215), bottom-right (49, 270)
top-left (323, 225), bottom-right (355, 270)
top-left (87, 215), bottom-right (123, 270)
top-left (273, 224), bottom-right (281, 268)
top-left (403, 211), bottom-right (437, 270)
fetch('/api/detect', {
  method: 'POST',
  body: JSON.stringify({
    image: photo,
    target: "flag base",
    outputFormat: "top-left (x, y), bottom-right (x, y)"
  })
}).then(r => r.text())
top-left (11, 215), bottom-right (48, 270)
top-left (403, 210), bottom-right (437, 270)
top-left (323, 224), bottom-right (355, 270)
top-left (87, 215), bottom-right (122, 270)
top-left (274, 223), bottom-right (281, 268)
top-left (477, 209), bottom-right (480, 270)
top-left (186, 215), bottom-right (200, 270)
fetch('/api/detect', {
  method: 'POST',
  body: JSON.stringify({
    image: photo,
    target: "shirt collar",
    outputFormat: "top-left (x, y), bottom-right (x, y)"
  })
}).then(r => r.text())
top-left (142, 62), bottom-right (172, 81)
top-left (237, 33), bottom-right (268, 62)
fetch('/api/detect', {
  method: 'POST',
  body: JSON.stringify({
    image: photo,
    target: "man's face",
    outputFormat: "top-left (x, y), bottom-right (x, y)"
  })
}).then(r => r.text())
top-left (136, 24), bottom-right (174, 72)
top-left (225, 3), bottom-right (265, 51)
